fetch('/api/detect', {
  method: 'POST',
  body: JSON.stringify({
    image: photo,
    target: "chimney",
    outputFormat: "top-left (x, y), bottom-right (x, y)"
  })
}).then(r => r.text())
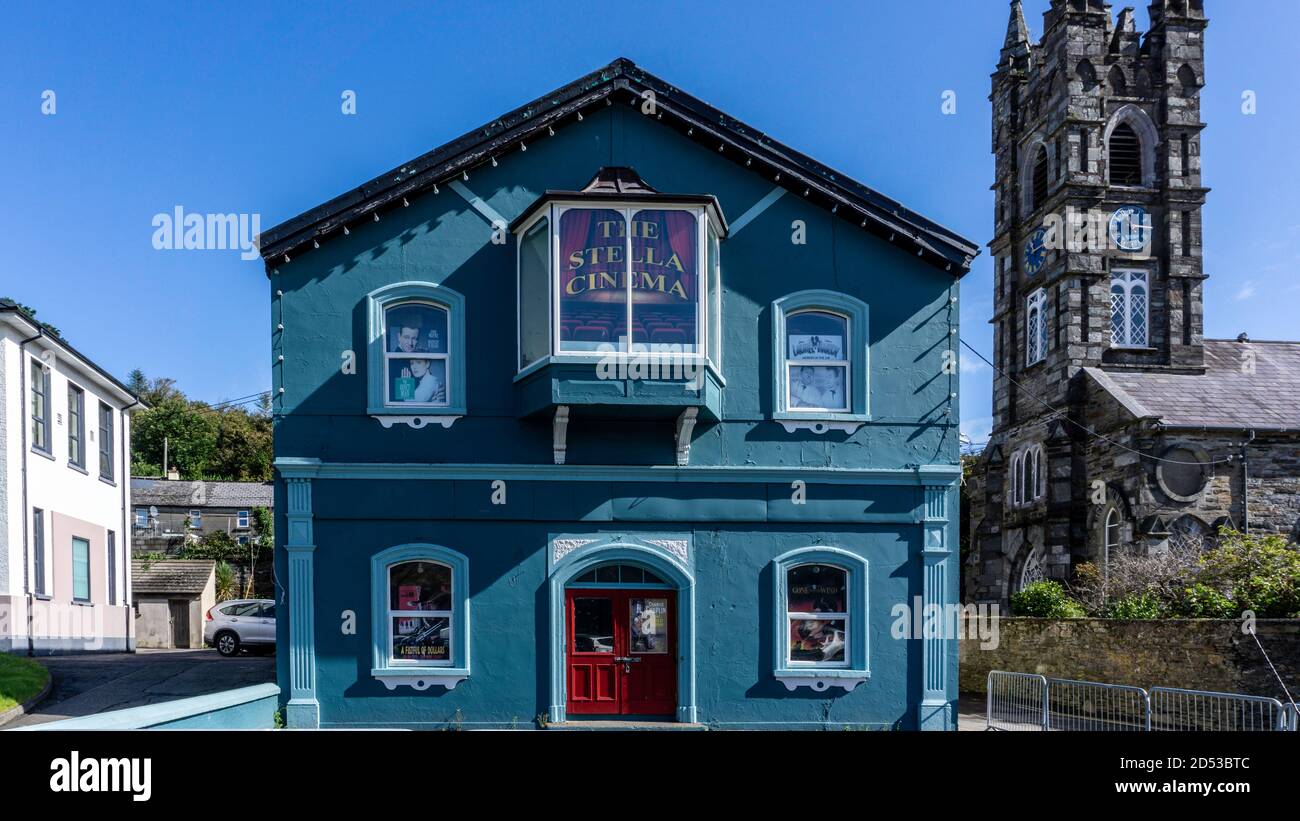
top-left (167, 466), bottom-right (180, 480)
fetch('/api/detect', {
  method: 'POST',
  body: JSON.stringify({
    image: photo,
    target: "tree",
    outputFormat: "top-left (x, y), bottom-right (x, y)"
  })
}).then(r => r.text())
top-left (127, 370), bottom-right (271, 480)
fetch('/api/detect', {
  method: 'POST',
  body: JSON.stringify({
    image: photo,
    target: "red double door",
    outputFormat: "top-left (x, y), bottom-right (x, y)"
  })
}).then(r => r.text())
top-left (566, 589), bottom-right (676, 717)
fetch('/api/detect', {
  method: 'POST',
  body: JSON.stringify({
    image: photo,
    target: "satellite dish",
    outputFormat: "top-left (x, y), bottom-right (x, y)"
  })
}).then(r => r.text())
top-left (148, 506), bottom-right (158, 518)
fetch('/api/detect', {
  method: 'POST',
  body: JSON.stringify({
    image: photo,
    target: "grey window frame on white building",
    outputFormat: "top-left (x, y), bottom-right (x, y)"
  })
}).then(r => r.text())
top-left (68, 383), bottom-right (86, 469)
top-left (98, 401), bottom-right (114, 481)
top-left (31, 360), bottom-right (51, 454)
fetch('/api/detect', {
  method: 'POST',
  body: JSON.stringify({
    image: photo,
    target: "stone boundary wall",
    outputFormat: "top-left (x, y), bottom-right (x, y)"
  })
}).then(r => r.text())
top-left (960, 618), bottom-right (1300, 702)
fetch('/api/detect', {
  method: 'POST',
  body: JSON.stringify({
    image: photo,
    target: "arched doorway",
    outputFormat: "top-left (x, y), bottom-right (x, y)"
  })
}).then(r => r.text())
top-left (546, 536), bottom-right (696, 724)
top-left (565, 563), bottom-right (676, 717)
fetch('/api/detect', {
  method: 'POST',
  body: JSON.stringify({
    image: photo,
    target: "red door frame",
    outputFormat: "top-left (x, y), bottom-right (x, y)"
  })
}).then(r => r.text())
top-left (565, 588), bottom-right (676, 717)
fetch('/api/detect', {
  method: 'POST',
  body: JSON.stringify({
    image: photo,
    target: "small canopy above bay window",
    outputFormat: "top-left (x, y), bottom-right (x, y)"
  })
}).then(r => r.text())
top-left (512, 168), bottom-right (728, 372)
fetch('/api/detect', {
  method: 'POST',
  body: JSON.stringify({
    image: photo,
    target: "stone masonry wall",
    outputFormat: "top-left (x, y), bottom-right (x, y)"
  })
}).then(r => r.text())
top-left (959, 617), bottom-right (1300, 702)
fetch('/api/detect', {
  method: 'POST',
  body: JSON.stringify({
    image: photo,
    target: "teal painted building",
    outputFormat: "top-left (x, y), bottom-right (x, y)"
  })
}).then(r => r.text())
top-left (260, 59), bottom-right (977, 730)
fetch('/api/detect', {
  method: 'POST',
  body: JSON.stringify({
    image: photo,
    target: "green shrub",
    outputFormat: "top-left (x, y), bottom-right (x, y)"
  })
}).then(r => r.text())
top-left (1195, 530), bottom-right (1300, 618)
top-left (215, 561), bottom-right (236, 602)
top-left (1174, 583), bottom-right (1237, 618)
top-left (1010, 580), bottom-right (1087, 618)
top-left (1103, 591), bottom-right (1165, 619)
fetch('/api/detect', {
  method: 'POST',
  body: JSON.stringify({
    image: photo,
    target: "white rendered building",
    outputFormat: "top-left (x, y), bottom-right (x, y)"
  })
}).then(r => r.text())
top-left (1, 300), bottom-right (144, 653)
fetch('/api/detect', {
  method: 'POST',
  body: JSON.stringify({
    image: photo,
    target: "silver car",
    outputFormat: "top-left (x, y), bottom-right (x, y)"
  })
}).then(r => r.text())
top-left (204, 599), bottom-right (276, 656)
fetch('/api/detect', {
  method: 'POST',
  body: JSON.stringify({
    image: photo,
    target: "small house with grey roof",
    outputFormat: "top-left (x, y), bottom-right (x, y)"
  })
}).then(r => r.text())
top-left (131, 478), bottom-right (273, 556)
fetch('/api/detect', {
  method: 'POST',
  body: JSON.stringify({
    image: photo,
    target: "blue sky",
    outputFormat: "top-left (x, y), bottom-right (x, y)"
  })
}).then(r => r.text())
top-left (2, 1), bottom-right (1297, 439)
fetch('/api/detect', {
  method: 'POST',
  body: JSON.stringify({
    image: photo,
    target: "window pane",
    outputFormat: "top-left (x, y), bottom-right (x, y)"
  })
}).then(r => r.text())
top-left (572, 597), bottom-right (614, 653)
top-left (99, 403), bottom-right (113, 480)
top-left (392, 616), bottom-right (450, 663)
top-left (787, 564), bottom-right (847, 613)
top-left (559, 208), bottom-right (626, 352)
top-left (630, 597), bottom-right (668, 654)
top-left (389, 561), bottom-right (452, 612)
top-left (519, 217), bottom-right (550, 369)
top-left (1130, 285), bottom-right (1147, 346)
top-left (385, 303), bottom-right (448, 355)
top-left (1110, 284), bottom-right (1125, 345)
top-left (595, 564), bottom-right (619, 584)
top-left (708, 225), bottom-right (721, 362)
top-left (72, 537), bottom-right (90, 601)
top-left (789, 619), bottom-right (846, 663)
top-left (786, 311), bottom-right (847, 361)
top-left (387, 357), bottom-right (447, 405)
top-left (68, 389), bottom-right (82, 465)
top-left (788, 365), bottom-right (847, 411)
top-left (632, 209), bottom-right (697, 352)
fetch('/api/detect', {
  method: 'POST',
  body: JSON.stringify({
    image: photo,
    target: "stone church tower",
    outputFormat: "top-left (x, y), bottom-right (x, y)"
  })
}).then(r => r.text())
top-left (967, 0), bottom-right (1300, 605)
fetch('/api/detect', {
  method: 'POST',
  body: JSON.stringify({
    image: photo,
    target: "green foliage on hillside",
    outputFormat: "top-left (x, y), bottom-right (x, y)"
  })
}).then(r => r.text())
top-left (128, 370), bottom-right (271, 481)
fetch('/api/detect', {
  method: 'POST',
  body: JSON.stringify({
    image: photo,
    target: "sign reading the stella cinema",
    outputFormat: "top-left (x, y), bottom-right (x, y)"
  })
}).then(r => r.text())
top-left (558, 208), bottom-right (698, 352)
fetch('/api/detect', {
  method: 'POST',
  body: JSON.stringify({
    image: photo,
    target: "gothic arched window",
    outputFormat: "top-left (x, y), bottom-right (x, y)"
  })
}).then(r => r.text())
top-left (1108, 122), bottom-right (1143, 185)
top-left (1031, 145), bottom-right (1050, 210)
top-left (1076, 59), bottom-right (1098, 91)
top-left (1169, 515), bottom-right (1211, 555)
top-left (1108, 65), bottom-right (1127, 96)
top-left (1104, 508), bottom-right (1121, 575)
top-left (1025, 288), bottom-right (1048, 365)
top-left (1177, 64), bottom-right (1200, 97)
top-left (1018, 545), bottom-right (1047, 592)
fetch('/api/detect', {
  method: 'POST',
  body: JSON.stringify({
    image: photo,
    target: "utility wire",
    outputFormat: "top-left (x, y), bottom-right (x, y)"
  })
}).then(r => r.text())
top-left (959, 339), bottom-right (1235, 467)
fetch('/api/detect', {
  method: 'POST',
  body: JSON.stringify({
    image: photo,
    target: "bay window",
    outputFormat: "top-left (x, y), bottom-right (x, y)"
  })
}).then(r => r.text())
top-left (512, 167), bottom-right (726, 374)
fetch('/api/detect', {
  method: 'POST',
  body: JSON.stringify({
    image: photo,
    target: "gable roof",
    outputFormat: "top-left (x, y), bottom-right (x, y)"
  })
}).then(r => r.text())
top-left (1084, 339), bottom-right (1300, 431)
top-left (130, 559), bottom-right (216, 595)
top-left (258, 58), bottom-right (978, 276)
top-left (131, 478), bottom-right (274, 509)
top-left (1, 299), bottom-right (146, 409)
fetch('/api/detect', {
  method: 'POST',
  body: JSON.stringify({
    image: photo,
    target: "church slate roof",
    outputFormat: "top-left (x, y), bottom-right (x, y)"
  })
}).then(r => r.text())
top-left (258, 57), bottom-right (978, 276)
top-left (1086, 339), bottom-right (1300, 431)
top-left (130, 560), bottom-right (216, 595)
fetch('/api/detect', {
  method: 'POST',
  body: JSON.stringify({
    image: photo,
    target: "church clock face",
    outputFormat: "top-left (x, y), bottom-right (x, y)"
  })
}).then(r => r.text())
top-left (1109, 205), bottom-right (1150, 252)
top-left (1023, 226), bottom-right (1048, 276)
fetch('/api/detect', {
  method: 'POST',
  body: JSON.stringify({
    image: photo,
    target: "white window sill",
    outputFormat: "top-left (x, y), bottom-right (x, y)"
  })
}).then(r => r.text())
top-left (371, 667), bottom-right (469, 691)
top-left (775, 669), bottom-right (870, 693)
top-left (370, 414), bottom-right (462, 430)
top-left (773, 412), bottom-right (868, 435)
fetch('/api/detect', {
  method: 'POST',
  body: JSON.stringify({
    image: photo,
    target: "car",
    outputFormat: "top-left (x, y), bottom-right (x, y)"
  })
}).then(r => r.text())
top-left (204, 599), bottom-right (276, 657)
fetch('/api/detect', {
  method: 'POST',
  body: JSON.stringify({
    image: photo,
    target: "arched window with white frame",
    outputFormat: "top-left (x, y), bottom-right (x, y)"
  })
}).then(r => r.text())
top-left (366, 282), bottom-right (467, 424)
top-left (370, 543), bottom-right (470, 690)
top-left (771, 546), bottom-right (869, 692)
top-left (771, 290), bottom-right (870, 432)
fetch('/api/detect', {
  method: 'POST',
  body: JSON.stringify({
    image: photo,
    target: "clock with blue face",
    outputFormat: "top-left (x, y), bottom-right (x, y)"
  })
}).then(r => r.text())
top-left (1109, 205), bottom-right (1150, 252)
top-left (1023, 226), bottom-right (1049, 276)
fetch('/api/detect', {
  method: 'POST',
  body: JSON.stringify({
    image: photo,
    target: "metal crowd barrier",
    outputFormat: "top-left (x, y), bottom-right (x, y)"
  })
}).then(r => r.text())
top-left (1148, 687), bottom-right (1288, 732)
top-left (986, 671), bottom-right (1047, 731)
top-left (985, 671), bottom-right (1297, 732)
top-left (1045, 678), bottom-right (1149, 731)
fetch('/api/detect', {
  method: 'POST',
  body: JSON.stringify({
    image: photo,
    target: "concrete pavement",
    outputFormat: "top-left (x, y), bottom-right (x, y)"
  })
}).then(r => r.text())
top-left (4, 648), bottom-right (274, 728)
